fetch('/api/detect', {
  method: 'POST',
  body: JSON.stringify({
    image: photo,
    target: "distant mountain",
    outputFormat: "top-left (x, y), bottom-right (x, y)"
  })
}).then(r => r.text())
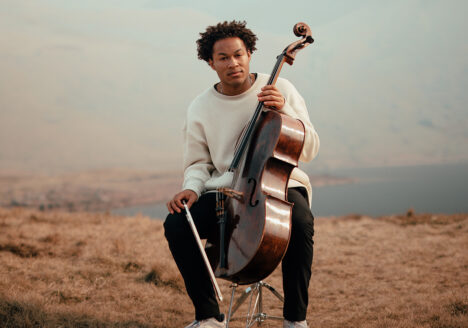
top-left (0, 1), bottom-right (466, 174)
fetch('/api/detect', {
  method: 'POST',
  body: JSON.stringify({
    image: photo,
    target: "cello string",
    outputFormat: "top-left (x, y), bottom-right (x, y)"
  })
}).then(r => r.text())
top-left (229, 53), bottom-right (285, 171)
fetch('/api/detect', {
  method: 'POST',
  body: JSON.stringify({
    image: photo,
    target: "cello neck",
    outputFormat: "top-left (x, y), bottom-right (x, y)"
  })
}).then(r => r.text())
top-left (229, 53), bottom-right (287, 171)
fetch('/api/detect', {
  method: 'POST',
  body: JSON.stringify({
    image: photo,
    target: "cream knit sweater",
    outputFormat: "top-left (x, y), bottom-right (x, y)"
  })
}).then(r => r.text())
top-left (182, 73), bottom-right (320, 206)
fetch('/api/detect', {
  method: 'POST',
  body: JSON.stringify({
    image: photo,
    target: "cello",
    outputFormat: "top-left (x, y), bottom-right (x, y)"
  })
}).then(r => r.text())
top-left (206, 22), bottom-right (315, 285)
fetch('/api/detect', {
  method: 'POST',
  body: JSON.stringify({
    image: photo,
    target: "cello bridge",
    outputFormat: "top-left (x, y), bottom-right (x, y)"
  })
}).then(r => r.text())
top-left (218, 188), bottom-right (244, 203)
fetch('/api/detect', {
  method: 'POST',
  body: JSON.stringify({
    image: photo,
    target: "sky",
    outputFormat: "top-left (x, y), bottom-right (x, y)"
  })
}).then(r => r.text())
top-left (0, 0), bottom-right (467, 174)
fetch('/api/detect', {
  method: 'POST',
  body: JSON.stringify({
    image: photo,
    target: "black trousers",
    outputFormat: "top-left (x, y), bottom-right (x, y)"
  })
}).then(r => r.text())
top-left (164, 187), bottom-right (314, 321)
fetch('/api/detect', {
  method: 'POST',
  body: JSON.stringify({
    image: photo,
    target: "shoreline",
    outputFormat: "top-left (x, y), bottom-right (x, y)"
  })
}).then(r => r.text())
top-left (0, 168), bottom-right (354, 213)
top-left (2, 162), bottom-right (467, 218)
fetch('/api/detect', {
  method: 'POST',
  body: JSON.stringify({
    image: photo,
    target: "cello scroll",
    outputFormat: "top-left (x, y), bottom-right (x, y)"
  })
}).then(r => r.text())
top-left (283, 22), bottom-right (314, 65)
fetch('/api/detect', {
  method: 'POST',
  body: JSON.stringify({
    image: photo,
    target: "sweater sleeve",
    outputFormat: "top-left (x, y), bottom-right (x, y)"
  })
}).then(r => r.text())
top-left (182, 108), bottom-right (214, 197)
top-left (277, 79), bottom-right (320, 163)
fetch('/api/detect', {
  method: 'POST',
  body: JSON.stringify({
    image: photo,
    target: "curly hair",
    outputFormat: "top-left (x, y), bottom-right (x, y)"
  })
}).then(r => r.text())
top-left (196, 20), bottom-right (258, 62)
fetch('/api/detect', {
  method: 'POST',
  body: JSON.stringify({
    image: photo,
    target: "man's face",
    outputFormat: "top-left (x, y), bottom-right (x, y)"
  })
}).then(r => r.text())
top-left (208, 37), bottom-right (251, 89)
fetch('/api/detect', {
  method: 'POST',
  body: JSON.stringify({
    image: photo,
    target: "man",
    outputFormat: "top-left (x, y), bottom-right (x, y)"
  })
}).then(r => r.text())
top-left (164, 21), bottom-right (320, 328)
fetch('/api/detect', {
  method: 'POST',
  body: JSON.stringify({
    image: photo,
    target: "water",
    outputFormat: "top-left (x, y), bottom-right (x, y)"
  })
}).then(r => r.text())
top-left (311, 162), bottom-right (468, 217)
top-left (112, 162), bottom-right (468, 219)
top-left (113, 202), bottom-right (170, 219)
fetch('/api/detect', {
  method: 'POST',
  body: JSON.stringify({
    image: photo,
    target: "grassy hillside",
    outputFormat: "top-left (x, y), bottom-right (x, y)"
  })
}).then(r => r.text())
top-left (0, 207), bottom-right (467, 327)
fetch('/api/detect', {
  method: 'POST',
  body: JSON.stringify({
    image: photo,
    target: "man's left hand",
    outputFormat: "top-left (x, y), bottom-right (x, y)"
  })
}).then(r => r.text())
top-left (257, 85), bottom-right (285, 110)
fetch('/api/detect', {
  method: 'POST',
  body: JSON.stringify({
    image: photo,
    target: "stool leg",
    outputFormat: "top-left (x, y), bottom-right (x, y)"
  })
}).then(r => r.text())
top-left (226, 281), bottom-right (284, 327)
top-left (226, 283), bottom-right (238, 328)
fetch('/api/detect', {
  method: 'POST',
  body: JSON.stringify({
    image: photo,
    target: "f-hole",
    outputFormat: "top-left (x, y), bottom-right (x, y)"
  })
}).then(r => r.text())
top-left (248, 178), bottom-right (259, 207)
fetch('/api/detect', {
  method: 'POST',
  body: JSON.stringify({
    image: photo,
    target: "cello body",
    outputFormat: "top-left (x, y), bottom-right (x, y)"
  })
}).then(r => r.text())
top-left (212, 110), bottom-right (305, 284)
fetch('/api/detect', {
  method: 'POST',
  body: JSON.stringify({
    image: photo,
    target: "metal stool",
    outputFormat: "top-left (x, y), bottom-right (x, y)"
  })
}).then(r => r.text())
top-left (225, 281), bottom-right (283, 327)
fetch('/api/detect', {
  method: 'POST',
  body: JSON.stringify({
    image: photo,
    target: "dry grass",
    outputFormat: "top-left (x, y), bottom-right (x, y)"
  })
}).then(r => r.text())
top-left (0, 207), bottom-right (467, 327)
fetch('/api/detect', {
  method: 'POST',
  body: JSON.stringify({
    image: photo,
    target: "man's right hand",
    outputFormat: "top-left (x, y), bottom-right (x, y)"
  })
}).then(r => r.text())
top-left (167, 189), bottom-right (198, 214)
